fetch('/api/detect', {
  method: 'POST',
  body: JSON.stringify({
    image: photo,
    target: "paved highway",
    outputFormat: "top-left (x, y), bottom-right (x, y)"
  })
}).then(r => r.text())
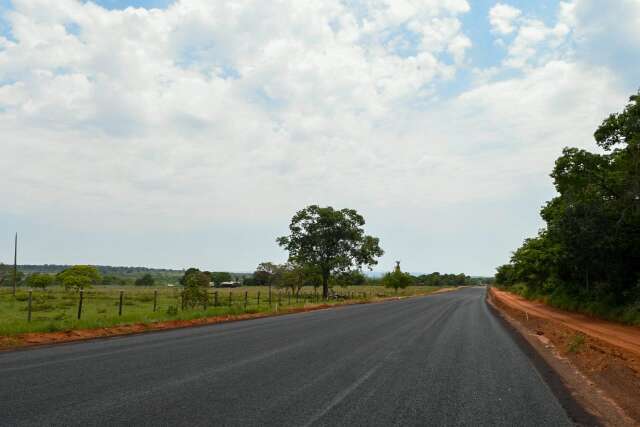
top-left (0, 287), bottom-right (582, 426)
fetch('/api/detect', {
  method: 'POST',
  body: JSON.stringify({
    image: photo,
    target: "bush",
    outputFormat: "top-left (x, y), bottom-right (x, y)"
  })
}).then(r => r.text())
top-left (567, 334), bottom-right (585, 353)
top-left (26, 273), bottom-right (54, 289)
top-left (135, 274), bottom-right (155, 287)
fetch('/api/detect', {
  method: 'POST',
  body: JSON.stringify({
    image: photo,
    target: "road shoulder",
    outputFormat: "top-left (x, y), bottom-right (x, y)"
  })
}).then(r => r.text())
top-left (488, 288), bottom-right (639, 426)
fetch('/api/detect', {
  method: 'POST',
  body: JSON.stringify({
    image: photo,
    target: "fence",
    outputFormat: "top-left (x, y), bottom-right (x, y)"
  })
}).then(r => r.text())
top-left (0, 286), bottom-right (377, 325)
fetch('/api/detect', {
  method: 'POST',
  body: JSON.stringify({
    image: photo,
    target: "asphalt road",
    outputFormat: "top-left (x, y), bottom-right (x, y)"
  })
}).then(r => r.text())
top-left (0, 287), bottom-right (578, 426)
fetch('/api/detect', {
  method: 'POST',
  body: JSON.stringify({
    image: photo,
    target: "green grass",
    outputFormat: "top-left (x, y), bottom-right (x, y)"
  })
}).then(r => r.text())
top-left (0, 285), bottom-right (443, 336)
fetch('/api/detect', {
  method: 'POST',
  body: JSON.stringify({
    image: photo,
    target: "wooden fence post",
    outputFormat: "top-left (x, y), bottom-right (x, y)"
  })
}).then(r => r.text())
top-left (214, 291), bottom-right (218, 307)
top-left (244, 291), bottom-right (248, 309)
top-left (153, 290), bottom-right (158, 312)
top-left (228, 290), bottom-right (232, 306)
top-left (27, 290), bottom-right (32, 322)
top-left (257, 291), bottom-right (260, 306)
top-left (77, 289), bottom-right (84, 320)
top-left (118, 291), bottom-right (124, 316)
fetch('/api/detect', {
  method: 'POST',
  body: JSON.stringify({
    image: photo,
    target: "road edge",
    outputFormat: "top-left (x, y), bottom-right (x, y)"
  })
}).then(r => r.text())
top-left (486, 289), bottom-right (635, 426)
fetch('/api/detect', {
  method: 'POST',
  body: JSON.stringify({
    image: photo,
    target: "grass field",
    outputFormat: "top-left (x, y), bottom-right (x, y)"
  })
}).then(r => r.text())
top-left (0, 285), bottom-right (444, 336)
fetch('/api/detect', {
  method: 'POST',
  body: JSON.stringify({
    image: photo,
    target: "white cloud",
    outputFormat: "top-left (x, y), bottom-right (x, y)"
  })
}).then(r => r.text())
top-left (489, 3), bottom-right (521, 35)
top-left (488, 3), bottom-right (573, 70)
top-left (0, 0), bottom-right (473, 228)
top-left (0, 0), bottom-right (637, 273)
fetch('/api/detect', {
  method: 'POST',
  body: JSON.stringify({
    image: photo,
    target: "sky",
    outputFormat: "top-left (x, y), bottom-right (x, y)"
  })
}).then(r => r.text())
top-left (0, 0), bottom-right (639, 275)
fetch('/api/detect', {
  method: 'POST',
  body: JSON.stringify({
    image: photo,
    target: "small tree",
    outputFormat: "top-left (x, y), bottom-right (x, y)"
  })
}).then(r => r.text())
top-left (277, 205), bottom-right (384, 298)
top-left (56, 265), bottom-right (102, 291)
top-left (335, 270), bottom-right (367, 289)
top-left (135, 274), bottom-right (155, 287)
top-left (253, 262), bottom-right (278, 286)
top-left (382, 262), bottom-right (412, 293)
top-left (273, 263), bottom-right (321, 296)
top-left (26, 273), bottom-right (54, 289)
top-left (182, 270), bottom-right (210, 308)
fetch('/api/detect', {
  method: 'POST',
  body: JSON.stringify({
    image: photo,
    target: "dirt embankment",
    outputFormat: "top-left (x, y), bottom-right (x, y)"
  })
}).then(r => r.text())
top-left (489, 288), bottom-right (640, 425)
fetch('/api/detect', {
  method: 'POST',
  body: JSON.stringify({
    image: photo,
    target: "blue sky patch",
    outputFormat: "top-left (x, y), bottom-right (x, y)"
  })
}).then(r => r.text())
top-left (87, 0), bottom-right (174, 10)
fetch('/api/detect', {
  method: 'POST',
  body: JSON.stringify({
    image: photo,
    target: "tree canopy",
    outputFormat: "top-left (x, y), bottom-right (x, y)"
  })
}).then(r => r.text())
top-left (56, 265), bottom-right (102, 290)
top-left (26, 273), bottom-right (54, 289)
top-left (496, 91), bottom-right (640, 316)
top-left (382, 262), bottom-right (412, 293)
top-left (277, 205), bottom-right (384, 298)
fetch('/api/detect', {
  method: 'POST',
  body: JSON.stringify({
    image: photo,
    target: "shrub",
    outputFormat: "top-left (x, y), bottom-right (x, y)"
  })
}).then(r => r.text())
top-left (567, 334), bottom-right (585, 353)
top-left (135, 274), bottom-right (155, 287)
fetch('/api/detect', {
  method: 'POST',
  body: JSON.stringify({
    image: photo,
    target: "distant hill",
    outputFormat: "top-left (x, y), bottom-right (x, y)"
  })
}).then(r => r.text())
top-left (16, 264), bottom-right (184, 276)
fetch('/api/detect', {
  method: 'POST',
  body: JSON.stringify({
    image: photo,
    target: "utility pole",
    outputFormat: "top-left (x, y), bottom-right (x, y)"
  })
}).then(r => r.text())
top-left (13, 233), bottom-right (17, 296)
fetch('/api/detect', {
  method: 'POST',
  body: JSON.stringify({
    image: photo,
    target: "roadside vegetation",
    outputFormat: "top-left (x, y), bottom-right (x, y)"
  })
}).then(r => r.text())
top-left (0, 206), bottom-right (487, 337)
top-left (0, 284), bottom-right (444, 336)
top-left (495, 91), bottom-right (640, 325)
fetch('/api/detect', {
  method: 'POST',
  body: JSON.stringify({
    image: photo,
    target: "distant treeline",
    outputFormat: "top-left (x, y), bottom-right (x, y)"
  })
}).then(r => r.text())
top-left (495, 91), bottom-right (640, 325)
top-left (16, 265), bottom-right (184, 276)
top-left (1, 262), bottom-right (488, 290)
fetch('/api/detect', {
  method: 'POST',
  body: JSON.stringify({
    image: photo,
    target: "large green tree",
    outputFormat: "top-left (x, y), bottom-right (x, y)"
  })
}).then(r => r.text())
top-left (496, 91), bottom-right (640, 307)
top-left (277, 205), bottom-right (384, 298)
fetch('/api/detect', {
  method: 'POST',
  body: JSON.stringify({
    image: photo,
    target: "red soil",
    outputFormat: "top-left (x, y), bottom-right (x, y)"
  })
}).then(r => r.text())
top-left (491, 288), bottom-right (640, 356)
top-left (490, 288), bottom-right (640, 424)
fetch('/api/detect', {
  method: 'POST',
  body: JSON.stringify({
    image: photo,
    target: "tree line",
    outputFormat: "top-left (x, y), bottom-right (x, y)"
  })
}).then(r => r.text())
top-left (2, 205), bottom-right (483, 296)
top-left (495, 91), bottom-right (640, 322)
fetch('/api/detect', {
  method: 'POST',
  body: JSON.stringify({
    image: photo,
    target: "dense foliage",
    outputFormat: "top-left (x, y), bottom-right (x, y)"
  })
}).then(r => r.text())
top-left (382, 262), bottom-right (412, 293)
top-left (180, 268), bottom-right (210, 307)
top-left (56, 265), bottom-right (102, 290)
top-left (277, 205), bottom-right (384, 298)
top-left (25, 273), bottom-right (54, 289)
top-left (413, 272), bottom-right (476, 287)
top-left (496, 92), bottom-right (640, 322)
top-left (134, 274), bottom-right (155, 287)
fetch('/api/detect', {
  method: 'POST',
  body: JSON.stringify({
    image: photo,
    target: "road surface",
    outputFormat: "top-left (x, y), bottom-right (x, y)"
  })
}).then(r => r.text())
top-left (0, 287), bottom-right (581, 426)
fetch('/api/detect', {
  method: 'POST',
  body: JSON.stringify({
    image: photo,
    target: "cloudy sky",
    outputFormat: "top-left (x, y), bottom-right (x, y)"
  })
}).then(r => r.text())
top-left (0, 0), bottom-right (638, 274)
